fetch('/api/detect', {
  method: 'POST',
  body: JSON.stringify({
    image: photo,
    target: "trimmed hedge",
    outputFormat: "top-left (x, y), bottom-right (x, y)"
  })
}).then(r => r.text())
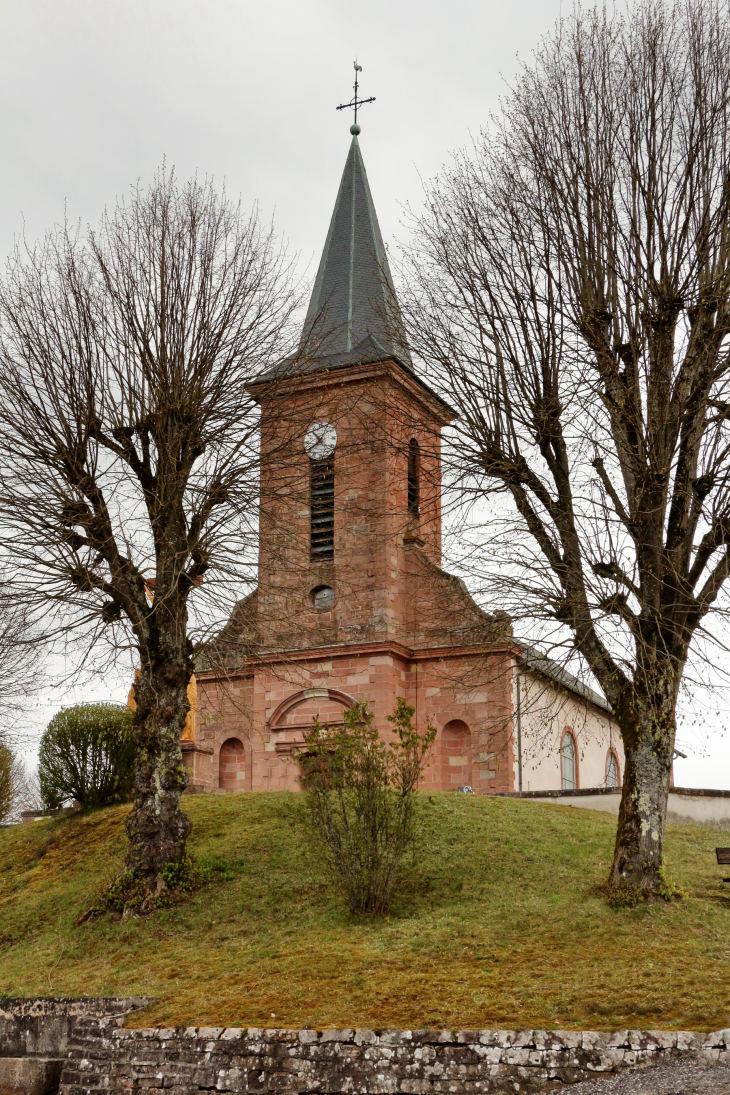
top-left (39, 703), bottom-right (135, 810)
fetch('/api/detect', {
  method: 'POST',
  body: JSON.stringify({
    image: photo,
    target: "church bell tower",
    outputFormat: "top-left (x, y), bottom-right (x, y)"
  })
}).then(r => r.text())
top-left (249, 123), bottom-right (454, 653)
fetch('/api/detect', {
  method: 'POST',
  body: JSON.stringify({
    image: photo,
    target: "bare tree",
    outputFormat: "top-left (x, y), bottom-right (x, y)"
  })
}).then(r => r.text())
top-left (0, 751), bottom-right (40, 823)
top-left (0, 169), bottom-right (299, 902)
top-left (403, 0), bottom-right (730, 901)
top-left (0, 585), bottom-right (45, 749)
top-left (0, 745), bottom-right (12, 822)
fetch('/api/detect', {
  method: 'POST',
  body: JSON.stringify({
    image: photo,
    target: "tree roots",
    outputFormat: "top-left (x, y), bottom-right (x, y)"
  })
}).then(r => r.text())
top-left (80, 854), bottom-right (211, 921)
top-left (599, 865), bottom-right (684, 908)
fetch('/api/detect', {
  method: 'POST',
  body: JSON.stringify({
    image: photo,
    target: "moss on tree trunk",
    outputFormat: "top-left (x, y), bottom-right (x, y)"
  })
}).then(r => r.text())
top-left (608, 672), bottom-right (679, 904)
top-left (125, 660), bottom-right (193, 896)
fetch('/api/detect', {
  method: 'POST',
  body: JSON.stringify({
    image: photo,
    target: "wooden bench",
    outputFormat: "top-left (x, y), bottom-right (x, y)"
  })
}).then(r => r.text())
top-left (715, 848), bottom-right (730, 881)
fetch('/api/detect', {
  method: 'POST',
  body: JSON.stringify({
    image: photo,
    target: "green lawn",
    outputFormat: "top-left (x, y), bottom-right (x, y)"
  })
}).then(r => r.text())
top-left (0, 792), bottom-right (728, 1031)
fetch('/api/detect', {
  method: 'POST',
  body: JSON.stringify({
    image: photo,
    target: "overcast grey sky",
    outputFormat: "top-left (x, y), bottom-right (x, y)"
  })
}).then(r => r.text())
top-left (0, 0), bottom-right (568, 271)
top-left (1, 0), bottom-right (728, 788)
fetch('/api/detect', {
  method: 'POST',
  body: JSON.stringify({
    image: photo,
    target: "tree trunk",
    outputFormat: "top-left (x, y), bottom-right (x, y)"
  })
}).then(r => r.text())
top-left (609, 675), bottom-right (676, 901)
top-left (125, 660), bottom-right (192, 892)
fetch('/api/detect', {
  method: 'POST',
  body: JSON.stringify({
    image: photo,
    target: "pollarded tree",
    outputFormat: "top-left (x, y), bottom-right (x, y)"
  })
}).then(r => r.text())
top-left (0, 170), bottom-right (299, 904)
top-left (404, 0), bottom-right (730, 901)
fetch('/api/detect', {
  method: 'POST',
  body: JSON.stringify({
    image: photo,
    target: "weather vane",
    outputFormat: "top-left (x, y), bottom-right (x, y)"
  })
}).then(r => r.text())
top-left (336, 61), bottom-right (376, 134)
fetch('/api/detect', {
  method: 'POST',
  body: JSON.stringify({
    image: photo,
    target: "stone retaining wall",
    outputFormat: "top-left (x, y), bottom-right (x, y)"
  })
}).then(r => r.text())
top-left (59, 1017), bottom-right (730, 1095)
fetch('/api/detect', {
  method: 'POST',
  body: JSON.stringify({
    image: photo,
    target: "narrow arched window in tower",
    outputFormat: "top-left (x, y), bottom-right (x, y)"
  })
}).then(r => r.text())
top-left (310, 456), bottom-right (335, 559)
top-left (407, 438), bottom-right (420, 517)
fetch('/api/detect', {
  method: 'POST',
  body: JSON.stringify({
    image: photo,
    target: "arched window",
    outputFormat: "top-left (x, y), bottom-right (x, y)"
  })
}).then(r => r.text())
top-left (310, 456), bottom-right (334, 559)
top-left (407, 439), bottom-right (420, 517)
top-left (606, 749), bottom-right (620, 788)
top-left (219, 738), bottom-right (245, 792)
top-left (561, 730), bottom-right (577, 790)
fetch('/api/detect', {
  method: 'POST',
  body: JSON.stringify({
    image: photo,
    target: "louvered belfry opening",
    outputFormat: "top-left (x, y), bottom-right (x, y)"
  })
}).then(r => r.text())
top-left (310, 456), bottom-right (335, 560)
top-left (407, 439), bottom-right (420, 517)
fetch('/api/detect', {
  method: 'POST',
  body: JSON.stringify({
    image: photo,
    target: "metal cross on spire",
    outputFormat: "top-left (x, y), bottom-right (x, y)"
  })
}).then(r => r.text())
top-left (336, 60), bottom-right (376, 135)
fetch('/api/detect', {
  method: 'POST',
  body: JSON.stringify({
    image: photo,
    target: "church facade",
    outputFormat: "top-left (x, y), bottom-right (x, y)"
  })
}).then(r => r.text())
top-left (182, 132), bottom-right (624, 796)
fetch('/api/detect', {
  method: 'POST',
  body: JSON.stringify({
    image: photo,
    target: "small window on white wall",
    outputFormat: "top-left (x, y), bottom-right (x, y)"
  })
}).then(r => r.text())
top-left (606, 750), bottom-right (620, 788)
top-left (561, 731), bottom-right (577, 790)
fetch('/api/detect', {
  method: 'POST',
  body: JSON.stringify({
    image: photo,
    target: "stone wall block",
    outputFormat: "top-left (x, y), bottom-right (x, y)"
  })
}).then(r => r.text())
top-left (552, 1032), bottom-right (582, 1050)
top-left (398, 1079), bottom-right (434, 1094)
top-left (588, 1053), bottom-right (622, 1072)
top-left (335, 1046), bottom-right (363, 1062)
top-left (502, 1048), bottom-right (531, 1067)
top-left (474, 1047), bottom-right (501, 1065)
top-left (579, 1032), bottom-right (601, 1051)
top-left (605, 1031), bottom-right (629, 1049)
top-left (549, 1066), bottom-right (588, 1086)
top-left (269, 1032), bottom-right (300, 1045)
top-left (198, 1028), bottom-right (224, 1041)
top-left (700, 1032), bottom-right (724, 1047)
top-left (378, 1031), bottom-right (405, 1047)
top-left (527, 1031), bottom-right (549, 1050)
top-left (455, 1031), bottom-right (484, 1046)
top-left (369, 1071), bottom-right (399, 1093)
top-left (320, 1029), bottom-right (355, 1043)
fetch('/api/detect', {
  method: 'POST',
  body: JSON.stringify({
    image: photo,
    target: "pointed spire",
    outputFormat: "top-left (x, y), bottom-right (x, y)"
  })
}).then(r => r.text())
top-left (300, 135), bottom-right (412, 372)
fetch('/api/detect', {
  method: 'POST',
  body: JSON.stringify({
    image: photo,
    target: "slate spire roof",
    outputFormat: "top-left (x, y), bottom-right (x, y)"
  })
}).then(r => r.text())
top-left (296, 134), bottom-right (412, 375)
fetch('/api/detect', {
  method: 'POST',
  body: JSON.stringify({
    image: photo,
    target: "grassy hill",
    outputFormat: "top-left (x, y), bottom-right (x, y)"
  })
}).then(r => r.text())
top-left (0, 792), bottom-right (728, 1031)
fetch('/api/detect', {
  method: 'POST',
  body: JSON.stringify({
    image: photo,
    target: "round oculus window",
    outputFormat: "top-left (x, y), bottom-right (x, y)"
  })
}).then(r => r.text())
top-left (312, 585), bottom-right (335, 610)
top-left (304, 422), bottom-right (337, 460)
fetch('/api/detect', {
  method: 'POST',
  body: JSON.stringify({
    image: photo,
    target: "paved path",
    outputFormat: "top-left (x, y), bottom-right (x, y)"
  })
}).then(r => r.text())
top-left (565, 1060), bottom-right (730, 1093)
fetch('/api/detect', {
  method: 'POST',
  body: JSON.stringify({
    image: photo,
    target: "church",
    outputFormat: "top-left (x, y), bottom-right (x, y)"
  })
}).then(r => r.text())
top-left (182, 125), bottom-right (624, 797)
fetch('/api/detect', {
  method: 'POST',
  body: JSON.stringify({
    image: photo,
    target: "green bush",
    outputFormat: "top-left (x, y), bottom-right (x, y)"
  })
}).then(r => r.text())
top-left (38, 703), bottom-right (136, 810)
top-left (296, 698), bottom-right (436, 916)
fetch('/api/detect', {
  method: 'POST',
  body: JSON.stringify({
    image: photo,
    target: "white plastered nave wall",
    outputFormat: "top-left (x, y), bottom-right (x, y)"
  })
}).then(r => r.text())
top-left (513, 668), bottom-right (625, 792)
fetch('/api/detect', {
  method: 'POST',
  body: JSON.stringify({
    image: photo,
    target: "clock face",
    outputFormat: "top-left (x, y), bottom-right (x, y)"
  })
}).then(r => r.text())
top-left (304, 422), bottom-right (338, 460)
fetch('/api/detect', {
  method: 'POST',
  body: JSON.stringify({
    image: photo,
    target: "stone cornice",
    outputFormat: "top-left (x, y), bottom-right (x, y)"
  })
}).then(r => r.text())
top-left (195, 638), bottom-right (515, 683)
top-left (249, 358), bottom-right (455, 425)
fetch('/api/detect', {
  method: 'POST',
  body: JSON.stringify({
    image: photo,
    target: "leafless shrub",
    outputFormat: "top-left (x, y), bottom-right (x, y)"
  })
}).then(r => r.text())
top-left (297, 699), bottom-right (436, 916)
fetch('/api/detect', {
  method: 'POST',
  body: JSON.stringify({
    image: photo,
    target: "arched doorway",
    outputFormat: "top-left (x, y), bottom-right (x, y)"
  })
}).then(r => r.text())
top-left (219, 738), bottom-right (245, 792)
top-left (441, 719), bottom-right (472, 790)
